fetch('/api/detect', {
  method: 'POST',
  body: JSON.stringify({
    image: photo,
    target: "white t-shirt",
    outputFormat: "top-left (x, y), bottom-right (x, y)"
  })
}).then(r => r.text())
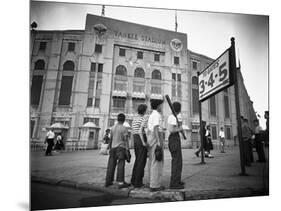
top-left (46, 130), bottom-right (55, 139)
top-left (219, 130), bottom-right (225, 138)
top-left (147, 110), bottom-right (162, 132)
top-left (167, 114), bottom-right (182, 133)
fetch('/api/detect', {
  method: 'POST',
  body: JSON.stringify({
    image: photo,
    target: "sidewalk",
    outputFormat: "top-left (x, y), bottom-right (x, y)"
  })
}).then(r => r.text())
top-left (31, 146), bottom-right (269, 201)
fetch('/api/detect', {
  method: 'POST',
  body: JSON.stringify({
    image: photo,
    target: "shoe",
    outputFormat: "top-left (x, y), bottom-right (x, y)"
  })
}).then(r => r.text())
top-left (118, 182), bottom-right (130, 189)
top-left (179, 181), bottom-right (185, 186)
top-left (170, 185), bottom-right (185, 190)
top-left (208, 154), bottom-right (214, 158)
top-left (150, 186), bottom-right (165, 192)
top-left (104, 182), bottom-right (113, 187)
top-left (195, 152), bottom-right (199, 157)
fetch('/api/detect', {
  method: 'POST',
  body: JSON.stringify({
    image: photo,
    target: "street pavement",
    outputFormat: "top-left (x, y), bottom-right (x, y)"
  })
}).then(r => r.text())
top-left (31, 145), bottom-right (269, 202)
top-left (31, 182), bottom-right (165, 210)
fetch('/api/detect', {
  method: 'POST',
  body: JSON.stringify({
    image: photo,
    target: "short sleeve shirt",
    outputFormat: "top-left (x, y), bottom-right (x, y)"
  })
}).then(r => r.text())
top-left (147, 110), bottom-right (162, 132)
top-left (111, 124), bottom-right (128, 149)
top-left (167, 114), bottom-right (182, 133)
top-left (219, 131), bottom-right (225, 138)
top-left (46, 131), bottom-right (55, 139)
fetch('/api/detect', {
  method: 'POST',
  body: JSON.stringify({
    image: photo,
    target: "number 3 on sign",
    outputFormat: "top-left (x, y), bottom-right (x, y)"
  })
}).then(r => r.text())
top-left (199, 80), bottom-right (205, 94)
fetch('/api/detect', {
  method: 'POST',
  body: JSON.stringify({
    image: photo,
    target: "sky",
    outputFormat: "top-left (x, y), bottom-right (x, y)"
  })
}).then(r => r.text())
top-left (30, 0), bottom-right (269, 127)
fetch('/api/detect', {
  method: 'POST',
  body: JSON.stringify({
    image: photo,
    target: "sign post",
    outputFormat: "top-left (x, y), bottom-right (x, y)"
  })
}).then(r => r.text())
top-left (230, 37), bottom-right (246, 176)
top-left (197, 72), bottom-right (205, 164)
top-left (197, 37), bottom-right (246, 175)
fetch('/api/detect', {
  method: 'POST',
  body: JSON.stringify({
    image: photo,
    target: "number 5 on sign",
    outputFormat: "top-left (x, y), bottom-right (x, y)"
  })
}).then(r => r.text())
top-left (198, 49), bottom-right (233, 102)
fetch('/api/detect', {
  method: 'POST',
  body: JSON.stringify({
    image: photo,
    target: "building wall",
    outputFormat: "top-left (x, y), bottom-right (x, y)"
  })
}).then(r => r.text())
top-left (30, 14), bottom-right (256, 150)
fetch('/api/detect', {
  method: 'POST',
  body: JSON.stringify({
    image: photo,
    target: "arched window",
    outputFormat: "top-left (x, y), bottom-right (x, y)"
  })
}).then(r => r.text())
top-left (151, 69), bottom-right (161, 80)
top-left (192, 76), bottom-right (198, 85)
top-left (34, 59), bottom-right (45, 70)
top-left (116, 65), bottom-right (127, 76)
top-left (134, 67), bottom-right (145, 78)
top-left (63, 60), bottom-right (75, 71)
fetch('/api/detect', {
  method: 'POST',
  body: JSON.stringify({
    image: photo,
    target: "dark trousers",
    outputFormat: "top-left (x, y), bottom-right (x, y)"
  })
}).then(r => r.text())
top-left (255, 134), bottom-right (266, 162)
top-left (105, 147), bottom-right (126, 185)
top-left (45, 139), bottom-right (54, 155)
top-left (168, 133), bottom-right (183, 187)
top-left (131, 134), bottom-right (147, 187)
top-left (249, 141), bottom-right (254, 162)
top-left (244, 140), bottom-right (251, 166)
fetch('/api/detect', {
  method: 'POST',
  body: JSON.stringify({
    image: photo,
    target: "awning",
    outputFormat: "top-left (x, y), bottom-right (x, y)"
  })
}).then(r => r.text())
top-left (112, 90), bottom-right (127, 98)
top-left (81, 122), bottom-right (100, 129)
top-left (150, 93), bottom-right (163, 100)
top-left (132, 92), bottom-right (146, 99)
top-left (49, 122), bottom-right (69, 129)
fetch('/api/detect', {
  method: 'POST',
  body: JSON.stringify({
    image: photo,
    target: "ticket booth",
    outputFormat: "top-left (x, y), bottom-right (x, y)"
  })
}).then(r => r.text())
top-left (79, 122), bottom-right (100, 149)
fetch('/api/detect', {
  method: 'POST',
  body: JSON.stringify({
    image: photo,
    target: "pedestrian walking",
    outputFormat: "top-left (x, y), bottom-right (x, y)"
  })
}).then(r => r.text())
top-left (146, 99), bottom-right (165, 192)
top-left (45, 128), bottom-right (55, 156)
top-left (242, 118), bottom-right (252, 166)
top-left (205, 126), bottom-right (214, 158)
top-left (105, 113), bottom-right (130, 189)
top-left (219, 127), bottom-right (226, 153)
top-left (130, 104), bottom-right (148, 188)
top-left (253, 119), bottom-right (266, 162)
top-left (167, 101), bottom-right (185, 189)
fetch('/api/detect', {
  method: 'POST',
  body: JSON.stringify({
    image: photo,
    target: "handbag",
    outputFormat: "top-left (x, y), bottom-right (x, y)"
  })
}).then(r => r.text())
top-left (155, 145), bottom-right (163, 161)
top-left (125, 149), bottom-right (131, 163)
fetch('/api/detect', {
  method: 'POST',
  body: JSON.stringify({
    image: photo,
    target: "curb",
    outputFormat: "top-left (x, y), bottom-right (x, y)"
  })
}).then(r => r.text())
top-left (31, 176), bottom-right (267, 201)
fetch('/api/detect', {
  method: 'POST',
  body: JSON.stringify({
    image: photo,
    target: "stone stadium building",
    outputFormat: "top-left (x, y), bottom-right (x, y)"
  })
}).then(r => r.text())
top-left (30, 14), bottom-right (256, 150)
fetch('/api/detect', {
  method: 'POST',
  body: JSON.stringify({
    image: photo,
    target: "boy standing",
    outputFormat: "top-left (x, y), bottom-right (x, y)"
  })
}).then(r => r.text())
top-left (105, 113), bottom-right (130, 189)
top-left (147, 99), bottom-right (164, 192)
top-left (167, 102), bottom-right (184, 189)
top-left (242, 118), bottom-right (252, 166)
top-left (219, 127), bottom-right (225, 153)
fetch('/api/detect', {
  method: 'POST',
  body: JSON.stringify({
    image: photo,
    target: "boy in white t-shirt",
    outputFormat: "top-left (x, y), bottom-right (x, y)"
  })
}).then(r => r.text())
top-left (146, 99), bottom-right (164, 192)
top-left (167, 102), bottom-right (184, 189)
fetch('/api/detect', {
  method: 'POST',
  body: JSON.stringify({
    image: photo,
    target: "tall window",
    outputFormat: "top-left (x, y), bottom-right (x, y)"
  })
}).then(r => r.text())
top-left (154, 54), bottom-right (160, 62)
top-left (210, 96), bottom-right (216, 117)
top-left (192, 76), bottom-right (199, 114)
top-left (225, 126), bottom-right (232, 139)
top-left (211, 125), bottom-right (217, 140)
top-left (177, 74), bottom-right (181, 81)
top-left (34, 59), bottom-right (45, 70)
top-left (192, 61), bottom-right (198, 70)
top-left (95, 44), bottom-right (102, 53)
top-left (39, 42), bottom-right (47, 51)
top-left (224, 95), bottom-right (230, 118)
top-left (172, 73), bottom-right (176, 81)
top-left (192, 76), bottom-right (198, 85)
top-left (59, 61), bottom-right (74, 106)
top-left (63, 60), bottom-right (75, 71)
top-left (192, 88), bottom-right (199, 114)
top-left (174, 56), bottom-right (179, 65)
top-left (119, 48), bottom-right (126, 56)
top-left (31, 75), bottom-right (43, 106)
top-left (116, 65), bottom-right (127, 76)
top-left (68, 42), bottom-right (75, 51)
top-left (113, 98), bottom-right (126, 108)
top-left (137, 51), bottom-right (143, 59)
top-left (134, 67), bottom-right (145, 78)
top-left (151, 69), bottom-right (161, 80)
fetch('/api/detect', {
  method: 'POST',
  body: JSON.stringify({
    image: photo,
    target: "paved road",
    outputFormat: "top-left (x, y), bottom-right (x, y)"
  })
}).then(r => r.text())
top-left (31, 182), bottom-right (165, 210)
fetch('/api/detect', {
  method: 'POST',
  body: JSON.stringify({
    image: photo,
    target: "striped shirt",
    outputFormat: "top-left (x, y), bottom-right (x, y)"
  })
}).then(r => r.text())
top-left (132, 115), bottom-right (148, 135)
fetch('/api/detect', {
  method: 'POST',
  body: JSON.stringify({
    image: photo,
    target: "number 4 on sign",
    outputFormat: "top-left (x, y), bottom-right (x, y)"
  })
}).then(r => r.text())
top-left (208, 73), bottom-right (215, 87)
